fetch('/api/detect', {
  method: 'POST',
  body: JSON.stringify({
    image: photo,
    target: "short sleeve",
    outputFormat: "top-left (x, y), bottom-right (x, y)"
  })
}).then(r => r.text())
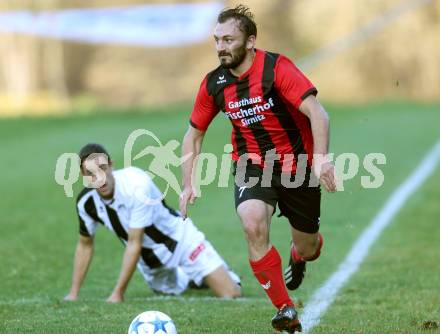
top-left (76, 205), bottom-right (98, 237)
top-left (274, 55), bottom-right (317, 109)
top-left (190, 76), bottom-right (219, 131)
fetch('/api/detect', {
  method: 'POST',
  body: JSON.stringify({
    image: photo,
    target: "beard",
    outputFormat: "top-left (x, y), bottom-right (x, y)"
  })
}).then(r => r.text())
top-left (218, 42), bottom-right (247, 69)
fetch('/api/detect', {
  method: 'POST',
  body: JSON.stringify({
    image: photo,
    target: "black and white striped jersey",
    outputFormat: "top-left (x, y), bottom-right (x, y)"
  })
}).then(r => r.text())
top-left (76, 166), bottom-right (184, 269)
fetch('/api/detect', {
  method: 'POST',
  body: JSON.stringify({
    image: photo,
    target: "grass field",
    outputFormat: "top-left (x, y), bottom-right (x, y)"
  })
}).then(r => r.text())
top-left (0, 102), bottom-right (439, 334)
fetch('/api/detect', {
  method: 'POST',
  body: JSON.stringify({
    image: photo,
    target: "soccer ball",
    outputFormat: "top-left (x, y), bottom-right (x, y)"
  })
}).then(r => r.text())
top-left (128, 311), bottom-right (177, 334)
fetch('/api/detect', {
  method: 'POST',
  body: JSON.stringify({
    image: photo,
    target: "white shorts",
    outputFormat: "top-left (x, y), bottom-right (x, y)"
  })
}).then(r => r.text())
top-left (137, 218), bottom-right (234, 295)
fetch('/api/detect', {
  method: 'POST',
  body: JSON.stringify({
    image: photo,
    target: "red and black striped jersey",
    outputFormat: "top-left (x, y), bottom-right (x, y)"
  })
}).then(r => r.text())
top-left (190, 49), bottom-right (317, 173)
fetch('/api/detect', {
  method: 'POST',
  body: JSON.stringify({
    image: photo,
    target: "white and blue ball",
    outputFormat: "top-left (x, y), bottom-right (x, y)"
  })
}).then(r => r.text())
top-left (128, 311), bottom-right (177, 334)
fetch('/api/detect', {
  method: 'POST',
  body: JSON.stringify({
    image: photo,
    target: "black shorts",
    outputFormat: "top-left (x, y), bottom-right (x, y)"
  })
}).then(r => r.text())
top-left (233, 163), bottom-right (321, 234)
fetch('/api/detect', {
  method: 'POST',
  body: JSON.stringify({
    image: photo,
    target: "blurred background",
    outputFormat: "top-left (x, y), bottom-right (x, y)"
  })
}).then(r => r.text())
top-left (0, 0), bottom-right (439, 116)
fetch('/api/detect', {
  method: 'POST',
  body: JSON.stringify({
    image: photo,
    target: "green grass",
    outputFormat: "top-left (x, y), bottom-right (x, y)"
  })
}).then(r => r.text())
top-left (0, 102), bottom-right (439, 333)
top-left (313, 167), bottom-right (440, 334)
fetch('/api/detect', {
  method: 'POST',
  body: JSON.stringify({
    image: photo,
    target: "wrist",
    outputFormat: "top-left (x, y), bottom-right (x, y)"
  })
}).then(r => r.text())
top-left (313, 153), bottom-right (331, 165)
top-left (70, 286), bottom-right (80, 294)
top-left (313, 153), bottom-right (333, 168)
top-left (312, 154), bottom-right (333, 176)
top-left (69, 290), bottom-right (78, 297)
top-left (113, 286), bottom-right (124, 295)
top-left (182, 178), bottom-right (193, 188)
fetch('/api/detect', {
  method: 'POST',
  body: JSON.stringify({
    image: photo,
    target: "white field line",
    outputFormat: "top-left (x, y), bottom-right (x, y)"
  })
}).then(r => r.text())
top-left (300, 139), bottom-right (440, 334)
top-left (298, 0), bottom-right (434, 71)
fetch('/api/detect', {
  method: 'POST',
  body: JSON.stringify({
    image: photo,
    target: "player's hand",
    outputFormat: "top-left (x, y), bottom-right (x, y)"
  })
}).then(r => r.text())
top-left (179, 186), bottom-right (198, 219)
top-left (106, 291), bottom-right (124, 303)
top-left (63, 292), bottom-right (78, 301)
top-left (319, 161), bottom-right (337, 192)
top-left (313, 157), bottom-right (337, 193)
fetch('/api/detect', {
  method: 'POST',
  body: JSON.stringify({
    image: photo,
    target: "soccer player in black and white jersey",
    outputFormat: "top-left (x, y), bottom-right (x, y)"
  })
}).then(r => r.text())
top-left (64, 143), bottom-right (241, 303)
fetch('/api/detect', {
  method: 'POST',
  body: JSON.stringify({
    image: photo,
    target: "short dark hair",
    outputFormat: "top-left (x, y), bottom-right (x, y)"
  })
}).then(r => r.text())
top-left (78, 143), bottom-right (111, 168)
top-left (217, 5), bottom-right (257, 38)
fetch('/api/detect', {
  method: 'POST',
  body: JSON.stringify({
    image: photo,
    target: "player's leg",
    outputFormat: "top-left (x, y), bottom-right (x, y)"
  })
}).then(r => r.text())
top-left (177, 219), bottom-right (241, 298)
top-left (235, 163), bottom-right (301, 332)
top-left (277, 185), bottom-right (323, 291)
top-left (237, 199), bottom-right (301, 333)
top-left (203, 265), bottom-right (242, 298)
top-left (237, 199), bottom-right (273, 260)
top-left (284, 227), bottom-right (323, 291)
top-left (291, 228), bottom-right (323, 261)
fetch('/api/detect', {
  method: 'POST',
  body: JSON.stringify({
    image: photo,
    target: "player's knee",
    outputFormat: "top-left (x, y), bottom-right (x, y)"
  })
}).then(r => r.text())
top-left (218, 284), bottom-right (242, 298)
top-left (238, 209), bottom-right (267, 241)
top-left (209, 278), bottom-right (242, 299)
top-left (295, 234), bottom-right (320, 258)
top-left (220, 282), bottom-right (241, 298)
top-left (242, 220), bottom-right (267, 243)
top-left (230, 284), bottom-right (242, 298)
top-left (298, 233), bottom-right (323, 261)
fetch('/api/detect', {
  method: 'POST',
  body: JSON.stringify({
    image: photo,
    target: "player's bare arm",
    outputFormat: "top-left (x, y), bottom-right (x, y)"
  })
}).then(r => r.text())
top-left (180, 126), bottom-right (205, 218)
top-left (299, 95), bottom-right (337, 192)
top-left (107, 227), bottom-right (143, 303)
top-left (64, 235), bottom-right (94, 301)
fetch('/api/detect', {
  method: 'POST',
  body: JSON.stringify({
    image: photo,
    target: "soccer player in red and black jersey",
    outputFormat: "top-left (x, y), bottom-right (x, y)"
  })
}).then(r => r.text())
top-left (180, 5), bottom-right (336, 333)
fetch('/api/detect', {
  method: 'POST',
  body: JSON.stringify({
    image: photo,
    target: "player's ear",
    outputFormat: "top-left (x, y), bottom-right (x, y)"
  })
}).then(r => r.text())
top-left (246, 35), bottom-right (256, 50)
top-left (79, 162), bottom-right (86, 176)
